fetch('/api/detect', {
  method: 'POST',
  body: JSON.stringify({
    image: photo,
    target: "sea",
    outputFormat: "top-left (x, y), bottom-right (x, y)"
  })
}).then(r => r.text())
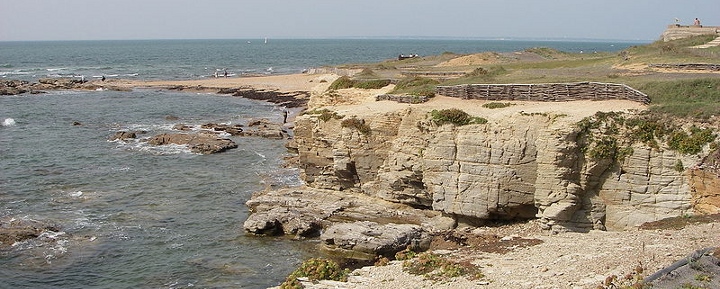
top-left (0, 38), bottom-right (647, 289)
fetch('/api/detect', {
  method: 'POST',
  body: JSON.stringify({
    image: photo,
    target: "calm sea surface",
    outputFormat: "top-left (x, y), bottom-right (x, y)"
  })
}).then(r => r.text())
top-left (0, 39), bottom-right (646, 288)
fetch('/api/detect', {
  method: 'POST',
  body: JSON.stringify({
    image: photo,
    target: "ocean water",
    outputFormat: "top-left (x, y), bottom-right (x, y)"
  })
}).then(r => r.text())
top-left (0, 39), bottom-right (645, 81)
top-left (0, 39), bottom-right (646, 289)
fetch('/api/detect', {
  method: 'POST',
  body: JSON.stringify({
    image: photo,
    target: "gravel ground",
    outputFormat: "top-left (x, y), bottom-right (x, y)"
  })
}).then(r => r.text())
top-left (289, 219), bottom-right (719, 289)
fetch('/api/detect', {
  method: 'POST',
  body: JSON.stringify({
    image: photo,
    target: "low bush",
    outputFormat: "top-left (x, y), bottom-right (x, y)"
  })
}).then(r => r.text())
top-left (402, 252), bottom-right (484, 281)
top-left (430, 109), bottom-right (488, 126)
top-left (482, 102), bottom-right (515, 109)
top-left (390, 77), bottom-right (440, 97)
top-left (667, 126), bottom-right (717, 155)
top-left (354, 79), bottom-right (391, 89)
top-left (305, 108), bottom-right (343, 122)
top-left (280, 258), bottom-right (350, 289)
top-left (328, 76), bottom-right (355, 90)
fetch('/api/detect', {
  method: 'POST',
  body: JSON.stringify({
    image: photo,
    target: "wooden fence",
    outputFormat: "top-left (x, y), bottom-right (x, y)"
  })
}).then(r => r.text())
top-left (435, 82), bottom-right (650, 104)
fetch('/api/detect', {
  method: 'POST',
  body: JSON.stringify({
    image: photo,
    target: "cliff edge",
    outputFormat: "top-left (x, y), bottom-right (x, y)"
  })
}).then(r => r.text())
top-left (245, 83), bottom-right (719, 240)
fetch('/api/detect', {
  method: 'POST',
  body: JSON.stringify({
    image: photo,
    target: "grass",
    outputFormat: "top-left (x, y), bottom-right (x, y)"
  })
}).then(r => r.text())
top-left (639, 78), bottom-right (720, 119)
top-left (396, 249), bottom-right (485, 282)
top-left (280, 258), bottom-right (350, 289)
top-left (337, 34), bottom-right (720, 121)
top-left (390, 76), bottom-right (440, 96)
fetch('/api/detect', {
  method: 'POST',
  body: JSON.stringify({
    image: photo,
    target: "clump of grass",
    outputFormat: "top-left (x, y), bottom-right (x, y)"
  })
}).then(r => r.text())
top-left (327, 75), bottom-right (391, 90)
top-left (430, 109), bottom-right (488, 126)
top-left (280, 258), bottom-right (350, 289)
top-left (482, 102), bottom-right (515, 109)
top-left (354, 79), bottom-right (391, 89)
top-left (402, 252), bottom-right (484, 281)
top-left (305, 108), bottom-right (344, 122)
top-left (328, 76), bottom-right (355, 90)
top-left (390, 76), bottom-right (440, 97)
top-left (341, 117), bottom-right (371, 135)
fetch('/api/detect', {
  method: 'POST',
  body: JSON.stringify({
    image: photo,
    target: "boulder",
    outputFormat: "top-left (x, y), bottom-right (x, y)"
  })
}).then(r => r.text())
top-left (108, 131), bottom-right (146, 141)
top-left (243, 187), bottom-right (455, 239)
top-left (320, 221), bottom-right (430, 260)
top-left (146, 132), bottom-right (237, 154)
top-left (201, 123), bottom-right (245, 136)
top-left (0, 217), bottom-right (61, 249)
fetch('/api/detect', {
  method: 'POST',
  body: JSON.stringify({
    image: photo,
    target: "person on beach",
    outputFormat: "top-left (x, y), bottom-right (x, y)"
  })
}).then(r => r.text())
top-left (223, 69), bottom-right (228, 78)
top-left (694, 18), bottom-right (701, 26)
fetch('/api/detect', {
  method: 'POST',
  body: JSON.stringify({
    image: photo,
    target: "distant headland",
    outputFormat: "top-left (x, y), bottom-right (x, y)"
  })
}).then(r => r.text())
top-left (662, 22), bottom-right (720, 42)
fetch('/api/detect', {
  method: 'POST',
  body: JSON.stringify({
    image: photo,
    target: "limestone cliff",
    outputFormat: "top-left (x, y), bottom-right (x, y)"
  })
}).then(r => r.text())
top-left (290, 101), bottom-right (716, 231)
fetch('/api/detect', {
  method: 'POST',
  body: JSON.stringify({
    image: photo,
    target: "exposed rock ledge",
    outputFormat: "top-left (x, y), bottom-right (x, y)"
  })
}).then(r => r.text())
top-left (245, 93), bottom-right (720, 258)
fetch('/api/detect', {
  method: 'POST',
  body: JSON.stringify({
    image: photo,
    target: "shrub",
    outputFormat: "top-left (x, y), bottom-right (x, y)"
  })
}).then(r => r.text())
top-left (391, 77), bottom-right (440, 97)
top-left (482, 102), bottom-right (515, 109)
top-left (354, 79), bottom-right (391, 89)
top-left (667, 126), bottom-right (716, 155)
top-left (341, 117), bottom-right (371, 135)
top-left (305, 108), bottom-right (343, 122)
top-left (402, 252), bottom-right (484, 281)
top-left (430, 109), bottom-right (487, 126)
top-left (328, 76), bottom-right (355, 90)
top-left (280, 258), bottom-right (350, 289)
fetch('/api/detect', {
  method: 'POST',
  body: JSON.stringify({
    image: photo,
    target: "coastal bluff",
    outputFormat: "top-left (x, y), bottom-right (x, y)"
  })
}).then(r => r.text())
top-left (245, 87), bottom-right (719, 242)
top-left (661, 24), bottom-right (720, 42)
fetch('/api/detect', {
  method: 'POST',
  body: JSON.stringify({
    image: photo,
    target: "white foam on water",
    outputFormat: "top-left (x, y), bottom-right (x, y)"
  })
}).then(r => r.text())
top-left (68, 191), bottom-right (83, 198)
top-left (2, 118), bottom-right (16, 126)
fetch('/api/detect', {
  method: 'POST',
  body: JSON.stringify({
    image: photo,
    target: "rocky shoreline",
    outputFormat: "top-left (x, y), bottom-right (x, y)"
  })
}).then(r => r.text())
top-left (4, 73), bottom-right (720, 288)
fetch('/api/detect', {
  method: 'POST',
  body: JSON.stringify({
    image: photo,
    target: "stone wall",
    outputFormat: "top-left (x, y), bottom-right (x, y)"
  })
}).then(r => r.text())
top-left (436, 82), bottom-right (650, 104)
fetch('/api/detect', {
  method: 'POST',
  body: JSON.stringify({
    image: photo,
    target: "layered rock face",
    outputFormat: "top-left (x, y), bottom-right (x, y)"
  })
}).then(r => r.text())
top-left (291, 107), bottom-right (706, 231)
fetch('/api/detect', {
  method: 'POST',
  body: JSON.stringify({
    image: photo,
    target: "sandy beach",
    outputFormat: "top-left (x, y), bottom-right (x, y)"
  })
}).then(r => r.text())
top-left (107, 73), bottom-right (338, 94)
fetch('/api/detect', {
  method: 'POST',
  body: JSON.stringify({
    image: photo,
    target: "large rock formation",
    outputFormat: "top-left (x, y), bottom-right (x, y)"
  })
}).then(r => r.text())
top-left (270, 105), bottom-right (714, 232)
top-left (147, 133), bottom-right (238, 154)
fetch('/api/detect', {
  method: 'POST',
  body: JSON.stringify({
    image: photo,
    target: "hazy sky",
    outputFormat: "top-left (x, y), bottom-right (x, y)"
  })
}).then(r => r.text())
top-left (1, 0), bottom-right (718, 41)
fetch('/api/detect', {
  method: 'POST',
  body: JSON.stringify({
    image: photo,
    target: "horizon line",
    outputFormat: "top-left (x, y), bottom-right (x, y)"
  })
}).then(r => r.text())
top-left (0, 36), bottom-right (655, 43)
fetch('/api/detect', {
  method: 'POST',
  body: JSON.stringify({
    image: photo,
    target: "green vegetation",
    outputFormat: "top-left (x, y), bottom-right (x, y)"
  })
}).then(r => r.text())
top-left (341, 117), bottom-right (371, 135)
top-left (625, 35), bottom-right (720, 63)
top-left (399, 251), bottom-right (484, 281)
top-left (328, 75), bottom-right (392, 90)
top-left (639, 78), bottom-right (720, 119)
top-left (354, 79), bottom-right (392, 89)
top-left (389, 76), bottom-right (440, 97)
top-left (280, 258), bottom-right (350, 289)
top-left (305, 108), bottom-right (344, 122)
top-left (482, 102), bottom-right (515, 109)
top-left (577, 111), bottom-right (717, 162)
top-left (667, 126), bottom-right (717, 154)
top-left (328, 76), bottom-right (355, 90)
top-left (430, 109), bottom-right (488, 126)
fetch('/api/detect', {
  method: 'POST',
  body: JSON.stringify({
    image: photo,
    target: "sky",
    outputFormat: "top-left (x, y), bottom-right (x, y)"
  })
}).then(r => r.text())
top-left (1, 0), bottom-right (718, 42)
